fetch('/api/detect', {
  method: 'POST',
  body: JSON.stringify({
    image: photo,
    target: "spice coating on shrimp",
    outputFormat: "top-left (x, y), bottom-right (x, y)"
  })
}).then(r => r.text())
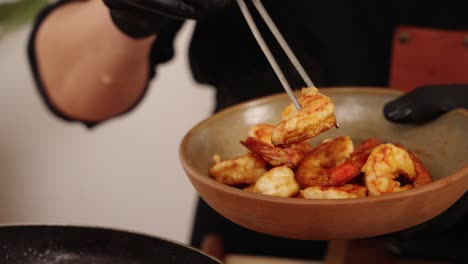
top-left (254, 166), bottom-right (300, 197)
top-left (295, 136), bottom-right (354, 188)
top-left (248, 124), bottom-right (275, 144)
top-left (242, 124), bottom-right (312, 168)
top-left (209, 153), bottom-right (267, 186)
top-left (271, 87), bottom-right (337, 147)
top-left (241, 137), bottom-right (311, 168)
top-left (328, 138), bottom-right (382, 186)
top-left (362, 144), bottom-right (416, 196)
top-left (300, 184), bottom-right (367, 199)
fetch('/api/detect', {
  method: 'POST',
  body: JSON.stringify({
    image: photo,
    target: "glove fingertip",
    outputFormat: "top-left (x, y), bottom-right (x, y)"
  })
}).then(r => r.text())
top-left (383, 100), bottom-right (413, 122)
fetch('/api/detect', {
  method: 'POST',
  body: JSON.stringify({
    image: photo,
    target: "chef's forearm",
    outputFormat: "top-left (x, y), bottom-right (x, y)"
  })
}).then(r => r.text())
top-left (32, 0), bottom-right (156, 122)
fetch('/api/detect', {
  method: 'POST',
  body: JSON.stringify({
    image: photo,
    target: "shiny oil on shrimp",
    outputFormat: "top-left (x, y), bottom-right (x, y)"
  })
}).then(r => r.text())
top-left (328, 138), bottom-right (381, 186)
top-left (295, 136), bottom-right (354, 188)
top-left (271, 87), bottom-right (337, 147)
top-left (241, 124), bottom-right (312, 168)
top-left (209, 153), bottom-right (267, 186)
top-left (248, 124), bottom-right (275, 144)
top-left (362, 143), bottom-right (420, 196)
top-left (241, 137), bottom-right (312, 168)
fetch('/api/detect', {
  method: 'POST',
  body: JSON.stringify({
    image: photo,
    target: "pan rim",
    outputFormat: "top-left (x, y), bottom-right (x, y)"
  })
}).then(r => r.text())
top-left (0, 222), bottom-right (222, 263)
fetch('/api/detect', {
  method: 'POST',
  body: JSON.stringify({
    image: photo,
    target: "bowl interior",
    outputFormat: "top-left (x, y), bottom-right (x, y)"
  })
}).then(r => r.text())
top-left (180, 87), bottom-right (468, 239)
top-left (184, 88), bottom-right (468, 184)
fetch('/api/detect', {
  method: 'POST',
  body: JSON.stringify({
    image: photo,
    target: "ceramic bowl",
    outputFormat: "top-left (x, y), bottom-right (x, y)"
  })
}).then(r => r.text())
top-left (179, 87), bottom-right (468, 240)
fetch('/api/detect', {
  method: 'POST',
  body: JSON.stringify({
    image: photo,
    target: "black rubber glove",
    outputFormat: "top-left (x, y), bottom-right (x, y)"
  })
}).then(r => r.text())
top-left (383, 192), bottom-right (468, 263)
top-left (382, 84), bottom-right (468, 262)
top-left (102, 0), bottom-right (231, 38)
top-left (383, 84), bottom-right (468, 124)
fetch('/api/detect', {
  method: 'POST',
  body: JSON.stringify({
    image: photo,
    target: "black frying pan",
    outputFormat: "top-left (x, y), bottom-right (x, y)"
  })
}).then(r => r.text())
top-left (0, 225), bottom-right (221, 264)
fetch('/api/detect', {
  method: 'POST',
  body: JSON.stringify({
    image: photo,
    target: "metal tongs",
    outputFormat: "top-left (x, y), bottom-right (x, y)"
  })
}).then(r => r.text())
top-left (236, 0), bottom-right (315, 111)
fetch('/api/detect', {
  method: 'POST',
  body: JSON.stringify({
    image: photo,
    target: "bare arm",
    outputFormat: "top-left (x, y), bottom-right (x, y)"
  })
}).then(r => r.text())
top-left (34, 0), bottom-right (156, 122)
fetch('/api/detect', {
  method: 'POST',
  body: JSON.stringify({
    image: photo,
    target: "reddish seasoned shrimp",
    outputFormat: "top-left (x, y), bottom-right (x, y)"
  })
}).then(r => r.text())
top-left (253, 166), bottom-right (300, 197)
top-left (362, 144), bottom-right (416, 196)
top-left (271, 87), bottom-right (337, 147)
top-left (295, 136), bottom-right (354, 188)
top-left (300, 184), bottom-right (367, 199)
top-left (241, 137), bottom-right (311, 168)
top-left (248, 124), bottom-right (275, 144)
top-left (328, 138), bottom-right (382, 186)
top-left (209, 153), bottom-right (267, 186)
top-left (395, 144), bottom-right (433, 187)
top-left (241, 124), bottom-right (312, 168)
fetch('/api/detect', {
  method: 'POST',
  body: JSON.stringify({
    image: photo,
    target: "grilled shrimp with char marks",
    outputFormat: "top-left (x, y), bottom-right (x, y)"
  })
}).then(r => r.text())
top-left (209, 153), bottom-right (267, 186)
top-left (271, 87), bottom-right (337, 147)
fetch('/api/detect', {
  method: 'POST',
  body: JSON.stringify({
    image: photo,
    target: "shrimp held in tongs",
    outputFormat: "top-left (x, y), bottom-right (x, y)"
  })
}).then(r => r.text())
top-left (237, 0), bottom-right (335, 147)
top-left (271, 87), bottom-right (337, 147)
top-left (362, 143), bottom-right (432, 196)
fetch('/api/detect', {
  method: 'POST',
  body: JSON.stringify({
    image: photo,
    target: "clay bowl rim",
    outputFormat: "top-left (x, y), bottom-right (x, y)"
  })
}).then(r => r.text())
top-left (179, 87), bottom-right (468, 206)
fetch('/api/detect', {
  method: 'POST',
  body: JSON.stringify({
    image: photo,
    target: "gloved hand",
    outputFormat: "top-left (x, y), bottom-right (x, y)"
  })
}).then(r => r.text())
top-left (102, 0), bottom-right (231, 38)
top-left (382, 84), bottom-right (468, 262)
top-left (383, 84), bottom-right (468, 124)
top-left (383, 192), bottom-right (468, 262)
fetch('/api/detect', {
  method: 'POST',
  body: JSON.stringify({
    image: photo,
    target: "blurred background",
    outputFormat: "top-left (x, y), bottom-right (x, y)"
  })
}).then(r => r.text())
top-left (0, 0), bottom-right (214, 244)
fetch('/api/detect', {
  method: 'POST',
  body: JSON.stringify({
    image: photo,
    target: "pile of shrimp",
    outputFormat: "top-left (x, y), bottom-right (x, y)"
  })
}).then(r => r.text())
top-left (208, 87), bottom-right (433, 199)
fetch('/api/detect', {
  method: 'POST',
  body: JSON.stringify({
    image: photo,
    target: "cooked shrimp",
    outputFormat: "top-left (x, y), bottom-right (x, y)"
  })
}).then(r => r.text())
top-left (271, 87), bottom-right (337, 147)
top-left (249, 124), bottom-right (275, 144)
top-left (362, 144), bottom-right (416, 196)
top-left (295, 136), bottom-right (354, 188)
top-left (395, 143), bottom-right (433, 187)
top-left (300, 184), bottom-right (367, 199)
top-left (241, 137), bottom-right (312, 168)
top-left (209, 153), bottom-right (267, 186)
top-left (242, 124), bottom-right (312, 168)
top-left (328, 138), bottom-right (382, 186)
top-left (254, 166), bottom-right (300, 197)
